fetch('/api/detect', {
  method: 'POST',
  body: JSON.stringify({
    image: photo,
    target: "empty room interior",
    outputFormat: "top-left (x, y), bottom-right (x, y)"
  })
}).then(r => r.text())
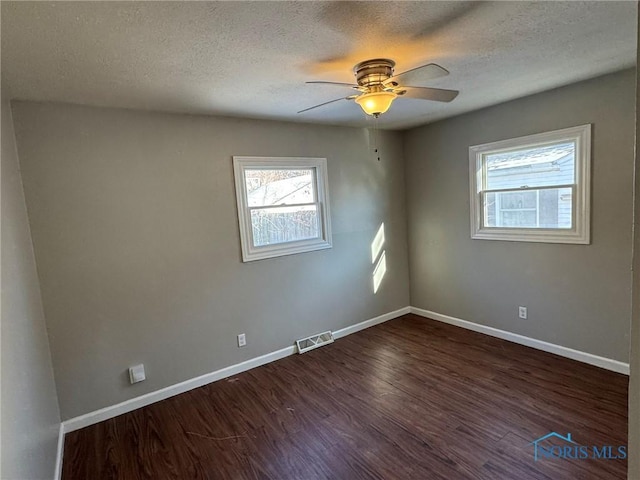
top-left (3, 1), bottom-right (640, 479)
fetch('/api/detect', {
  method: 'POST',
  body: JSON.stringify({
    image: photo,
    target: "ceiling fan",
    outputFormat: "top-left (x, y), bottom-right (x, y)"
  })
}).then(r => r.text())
top-left (298, 58), bottom-right (459, 117)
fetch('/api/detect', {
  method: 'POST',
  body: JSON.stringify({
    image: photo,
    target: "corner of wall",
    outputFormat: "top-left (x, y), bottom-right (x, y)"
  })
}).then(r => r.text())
top-left (1, 91), bottom-right (62, 480)
top-left (627, 8), bottom-right (640, 475)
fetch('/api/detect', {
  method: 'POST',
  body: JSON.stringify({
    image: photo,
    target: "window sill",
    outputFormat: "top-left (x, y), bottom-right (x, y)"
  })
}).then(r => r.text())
top-left (471, 228), bottom-right (589, 244)
top-left (241, 238), bottom-right (332, 262)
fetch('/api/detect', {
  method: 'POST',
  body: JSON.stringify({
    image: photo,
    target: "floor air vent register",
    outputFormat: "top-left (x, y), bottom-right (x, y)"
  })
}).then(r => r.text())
top-left (296, 331), bottom-right (334, 354)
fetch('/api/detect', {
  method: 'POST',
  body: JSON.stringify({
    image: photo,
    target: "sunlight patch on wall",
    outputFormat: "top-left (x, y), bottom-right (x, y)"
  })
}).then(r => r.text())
top-left (371, 223), bottom-right (385, 263)
top-left (373, 251), bottom-right (387, 294)
top-left (371, 223), bottom-right (387, 293)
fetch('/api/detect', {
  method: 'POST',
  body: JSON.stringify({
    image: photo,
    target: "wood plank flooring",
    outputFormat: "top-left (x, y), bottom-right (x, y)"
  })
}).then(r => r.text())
top-left (62, 314), bottom-right (628, 479)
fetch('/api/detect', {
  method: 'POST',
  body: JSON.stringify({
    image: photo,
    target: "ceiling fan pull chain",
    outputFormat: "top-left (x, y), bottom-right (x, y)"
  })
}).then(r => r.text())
top-left (374, 115), bottom-right (381, 162)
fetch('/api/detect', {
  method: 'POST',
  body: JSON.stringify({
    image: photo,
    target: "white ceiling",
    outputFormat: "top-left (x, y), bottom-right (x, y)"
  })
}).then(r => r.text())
top-left (1, 1), bottom-right (637, 130)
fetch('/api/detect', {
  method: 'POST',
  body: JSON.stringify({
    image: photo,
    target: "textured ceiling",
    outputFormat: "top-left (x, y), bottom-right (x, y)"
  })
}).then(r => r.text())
top-left (1, 1), bottom-right (637, 130)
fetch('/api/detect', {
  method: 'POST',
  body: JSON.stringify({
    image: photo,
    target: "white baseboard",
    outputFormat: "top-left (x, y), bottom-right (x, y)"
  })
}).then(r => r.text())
top-left (333, 306), bottom-right (411, 339)
top-left (411, 307), bottom-right (630, 375)
top-left (54, 423), bottom-right (64, 480)
top-left (62, 306), bottom-right (410, 434)
top-left (63, 344), bottom-right (296, 433)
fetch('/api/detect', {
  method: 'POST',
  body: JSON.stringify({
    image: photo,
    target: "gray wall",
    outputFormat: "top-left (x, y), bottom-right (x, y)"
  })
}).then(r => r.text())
top-left (1, 92), bottom-right (61, 476)
top-left (404, 69), bottom-right (636, 363)
top-left (11, 102), bottom-right (410, 420)
top-left (629, 13), bottom-right (639, 477)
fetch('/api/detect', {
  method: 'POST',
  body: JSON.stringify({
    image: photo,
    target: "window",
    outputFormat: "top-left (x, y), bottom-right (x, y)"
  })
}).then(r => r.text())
top-left (469, 124), bottom-right (591, 244)
top-left (233, 156), bottom-right (332, 261)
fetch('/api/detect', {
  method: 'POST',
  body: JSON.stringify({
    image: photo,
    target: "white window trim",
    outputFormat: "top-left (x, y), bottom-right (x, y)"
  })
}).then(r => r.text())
top-left (469, 124), bottom-right (591, 244)
top-left (233, 156), bottom-right (332, 262)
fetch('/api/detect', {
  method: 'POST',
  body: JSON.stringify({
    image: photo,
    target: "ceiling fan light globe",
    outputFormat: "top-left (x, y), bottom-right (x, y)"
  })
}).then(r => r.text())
top-left (355, 91), bottom-right (397, 116)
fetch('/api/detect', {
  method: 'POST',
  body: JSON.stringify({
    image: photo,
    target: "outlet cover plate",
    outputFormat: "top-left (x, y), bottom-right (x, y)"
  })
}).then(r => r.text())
top-left (129, 364), bottom-right (146, 384)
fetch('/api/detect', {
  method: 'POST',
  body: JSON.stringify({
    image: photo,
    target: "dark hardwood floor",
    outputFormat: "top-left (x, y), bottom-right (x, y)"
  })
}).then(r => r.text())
top-left (63, 314), bottom-right (628, 479)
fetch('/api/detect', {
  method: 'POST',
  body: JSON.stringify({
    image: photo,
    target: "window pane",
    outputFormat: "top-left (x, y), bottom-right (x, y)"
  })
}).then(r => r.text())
top-left (499, 191), bottom-right (537, 209)
top-left (484, 187), bottom-right (572, 229)
top-left (500, 210), bottom-right (538, 227)
top-left (485, 142), bottom-right (575, 190)
top-left (251, 205), bottom-right (320, 246)
top-left (245, 169), bottom-right (315, 207)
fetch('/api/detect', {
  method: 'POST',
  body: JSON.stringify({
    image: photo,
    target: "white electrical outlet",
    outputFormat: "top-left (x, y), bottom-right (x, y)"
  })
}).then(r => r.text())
top-left (518, 306), bottom-right (528, 319)
top-left (129, 364), bottom-right (146, 384)
top-left (237, 333), bottom-right (246, 347)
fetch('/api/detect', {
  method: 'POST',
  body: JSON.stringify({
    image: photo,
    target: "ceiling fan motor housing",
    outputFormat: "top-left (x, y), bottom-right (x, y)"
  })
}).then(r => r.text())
top-left (353, 58), bottom-right (395, 87)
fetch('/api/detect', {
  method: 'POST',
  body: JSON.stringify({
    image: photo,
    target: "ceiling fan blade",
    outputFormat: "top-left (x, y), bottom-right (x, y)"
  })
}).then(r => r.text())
top-left (306, 81), bottom-right (360, 89)
top-left (385, 63), bottom-right (449, 87)
top-left (297, 95), bottom-right (357, 114)
top-left (398, 86), bottom-right (459, 103)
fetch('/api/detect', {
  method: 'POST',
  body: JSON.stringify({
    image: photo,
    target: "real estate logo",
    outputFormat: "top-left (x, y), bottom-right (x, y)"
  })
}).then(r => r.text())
top-left (529, 432), bottom-right (626, 462)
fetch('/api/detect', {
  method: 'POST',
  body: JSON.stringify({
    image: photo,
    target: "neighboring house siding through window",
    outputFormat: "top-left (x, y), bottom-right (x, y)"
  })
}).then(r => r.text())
top-left (484, 145), bottom-right (574, 229)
